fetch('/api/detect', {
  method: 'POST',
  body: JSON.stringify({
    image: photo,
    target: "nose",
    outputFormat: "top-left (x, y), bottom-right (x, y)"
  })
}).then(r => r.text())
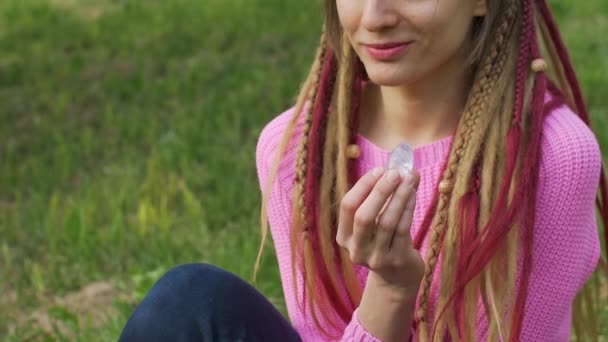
top-left (360, 0), bottom-right (400, 32)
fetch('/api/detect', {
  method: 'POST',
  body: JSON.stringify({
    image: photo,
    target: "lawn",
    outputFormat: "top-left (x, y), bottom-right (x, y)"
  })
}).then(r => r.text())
top-left (1, 0), bottom-right (606, 340)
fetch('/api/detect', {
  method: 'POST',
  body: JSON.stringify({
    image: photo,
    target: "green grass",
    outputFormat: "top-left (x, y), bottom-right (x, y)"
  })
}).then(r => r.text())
top-left (0, 0), bottom-right (606, 340)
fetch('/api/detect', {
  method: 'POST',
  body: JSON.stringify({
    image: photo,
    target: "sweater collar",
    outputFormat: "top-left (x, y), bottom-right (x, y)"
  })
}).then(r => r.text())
top-left (355, 134), bottom-right (453, 171)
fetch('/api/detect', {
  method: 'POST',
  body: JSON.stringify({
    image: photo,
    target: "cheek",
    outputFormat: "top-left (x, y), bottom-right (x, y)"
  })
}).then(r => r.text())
top-left (409, 2), bottom-right (473, 53)
top-left (335, 0), bottom-right (360, 34)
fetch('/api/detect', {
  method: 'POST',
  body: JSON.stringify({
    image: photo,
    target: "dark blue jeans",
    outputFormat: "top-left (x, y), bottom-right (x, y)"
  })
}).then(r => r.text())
top-left (119, 263), bottom-right (302, 342)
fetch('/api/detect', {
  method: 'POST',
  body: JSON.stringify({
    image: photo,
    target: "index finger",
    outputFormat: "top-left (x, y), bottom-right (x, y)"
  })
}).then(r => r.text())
top-left (337, 167), bottom-right (385, 240)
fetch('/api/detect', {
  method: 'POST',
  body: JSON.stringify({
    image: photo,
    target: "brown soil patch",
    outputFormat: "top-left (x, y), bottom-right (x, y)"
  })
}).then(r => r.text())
top-left (9, 280), bottom-right (133, 339)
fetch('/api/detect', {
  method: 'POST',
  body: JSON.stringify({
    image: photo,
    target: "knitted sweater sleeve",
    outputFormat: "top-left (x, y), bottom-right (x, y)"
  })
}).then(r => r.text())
top-left (255, 107), bottom-right (382, 342)
top-left (519, 105), bottom-right (602, 341)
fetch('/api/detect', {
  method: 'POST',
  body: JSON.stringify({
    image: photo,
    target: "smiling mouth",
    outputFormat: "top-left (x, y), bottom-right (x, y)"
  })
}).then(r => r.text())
top-left (363, 42), bottom-right (413, 61)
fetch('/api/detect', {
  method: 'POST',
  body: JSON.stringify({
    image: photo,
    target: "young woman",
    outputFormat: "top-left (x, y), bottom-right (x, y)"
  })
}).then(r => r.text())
top-left (119, 0), bottom-right (608, 341)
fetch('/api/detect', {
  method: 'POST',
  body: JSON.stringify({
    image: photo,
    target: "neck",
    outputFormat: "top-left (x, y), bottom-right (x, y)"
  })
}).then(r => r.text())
top-left (360, 55), bottom-right (472, 150)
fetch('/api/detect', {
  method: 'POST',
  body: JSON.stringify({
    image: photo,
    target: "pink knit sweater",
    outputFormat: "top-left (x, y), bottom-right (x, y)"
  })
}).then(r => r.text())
top-left (255, 101), bottom-right (601, 341)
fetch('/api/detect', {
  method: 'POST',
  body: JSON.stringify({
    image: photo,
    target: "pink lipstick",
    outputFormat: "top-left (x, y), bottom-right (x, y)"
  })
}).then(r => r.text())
top-left (364, 42), bottom-right (412, 61)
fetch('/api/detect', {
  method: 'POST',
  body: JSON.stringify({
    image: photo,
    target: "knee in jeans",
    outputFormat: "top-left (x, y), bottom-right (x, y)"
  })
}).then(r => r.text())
top-left (160, 263), bottom-right (245, 300)
top-left (164, 263), bottom-right (222, 282)
top-left (164, 263), bottom-right (235, 287)
top-left (121, 264), bottom-right (246, 341)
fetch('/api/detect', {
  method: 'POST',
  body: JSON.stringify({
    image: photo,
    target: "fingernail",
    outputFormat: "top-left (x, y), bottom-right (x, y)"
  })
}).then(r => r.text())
top-left (372, 167), bottom-right (384, 177)
top-left (386, 169), bottom-right (401, 184)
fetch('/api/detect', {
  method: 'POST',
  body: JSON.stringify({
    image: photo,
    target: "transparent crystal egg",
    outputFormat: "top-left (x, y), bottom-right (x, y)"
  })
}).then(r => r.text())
top-left (386, 143), bottom-right (414, 177)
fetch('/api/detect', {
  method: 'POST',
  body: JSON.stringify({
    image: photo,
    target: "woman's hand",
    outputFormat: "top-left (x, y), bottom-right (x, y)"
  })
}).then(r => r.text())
top-left (336, 166), bottom-right (425, 297)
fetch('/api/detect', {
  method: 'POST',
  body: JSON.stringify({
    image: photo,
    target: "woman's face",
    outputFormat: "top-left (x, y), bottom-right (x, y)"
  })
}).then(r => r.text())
top-left (336, 0), bottom-right (486, 87)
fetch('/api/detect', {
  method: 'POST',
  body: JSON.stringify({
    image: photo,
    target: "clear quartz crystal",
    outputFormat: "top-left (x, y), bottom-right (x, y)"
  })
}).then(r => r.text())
top-left (386, 143), bottom-right (414, 178)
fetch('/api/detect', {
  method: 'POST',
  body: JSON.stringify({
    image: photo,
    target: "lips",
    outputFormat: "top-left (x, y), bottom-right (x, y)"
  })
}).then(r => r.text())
top-left (363, 42), bottom-right (412, 61)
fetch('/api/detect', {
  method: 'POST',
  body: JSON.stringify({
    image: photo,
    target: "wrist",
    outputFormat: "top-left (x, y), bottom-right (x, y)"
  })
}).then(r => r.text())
top-left (366, 271), bottom-right (420, 303)
top-left (358, 273), bottom-right (418, 342)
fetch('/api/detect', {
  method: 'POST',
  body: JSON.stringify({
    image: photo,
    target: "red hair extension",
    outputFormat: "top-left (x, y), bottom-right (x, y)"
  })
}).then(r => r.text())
top-left (333, 56), bottom-right (364, 275)
top-left (411, 149), bottom-right (450, 336)
top-left (536, 0), bottom-right (608, 270)
top-left (456, 164), bottom-right (482, 340)
top-left (413, 147), bottom-right (455, 249)
top-left (415, 0), bottom-right (533, 255)
top-left (545, 81), bottom-right (567, 113)
top-left (430, 0), bottom-right (539, 339)
top-left (410, 157), bottom-right (449, 333)
top-left (449, 1), bottom-right (551, 338)
top-left (303, 49), bottom-right (353, 325)
top-left (510, 29), bottom-right (548, 337)
top-left (347, 58), bottom-right (365, 188)
top-left (535, 0), bottom-right (589, 124)
top-left (465, 0), bottom-right (533, 284)
top-left (413, 187), bottom-right (442, 249)
top-left (332, 56), bottom-right (366, 311)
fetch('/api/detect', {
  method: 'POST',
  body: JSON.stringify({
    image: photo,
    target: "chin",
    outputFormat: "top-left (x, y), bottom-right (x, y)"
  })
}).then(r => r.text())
top-left (362, 62), bottom-right (416, 87)
top-left (367, 74), bottom-right (406, 87)
top-left (365, 69), bottom-right (410, 87)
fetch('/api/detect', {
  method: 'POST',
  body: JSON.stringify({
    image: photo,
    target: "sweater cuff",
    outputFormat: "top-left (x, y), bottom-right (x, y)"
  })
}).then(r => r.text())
top-left (342, 308), bottom-right (383, 342)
